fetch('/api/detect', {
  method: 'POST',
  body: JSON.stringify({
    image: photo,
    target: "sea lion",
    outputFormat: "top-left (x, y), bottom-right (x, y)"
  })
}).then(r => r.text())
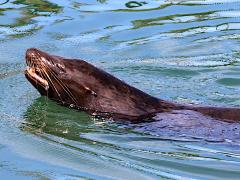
top-left (25, 48), bottom-right (240, 122)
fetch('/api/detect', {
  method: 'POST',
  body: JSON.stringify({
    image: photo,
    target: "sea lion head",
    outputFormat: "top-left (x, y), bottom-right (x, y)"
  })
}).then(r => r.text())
top-left (25, 48), bottom-right (69, 97)
top-left (25, 48), bottom-right (102, 109)
top-left (25, 48), bottom-right (172, 120)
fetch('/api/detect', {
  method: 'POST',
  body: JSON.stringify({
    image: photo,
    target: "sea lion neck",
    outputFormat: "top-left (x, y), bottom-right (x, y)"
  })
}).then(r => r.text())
top-left (66, 58), bottom-right (176, 120)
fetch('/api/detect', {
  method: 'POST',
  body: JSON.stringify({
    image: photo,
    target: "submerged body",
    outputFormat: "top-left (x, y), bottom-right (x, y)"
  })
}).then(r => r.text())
top-left (133, 110), bottom-right (240, 143)
top-left (25, 48), bottom-right (240, 126)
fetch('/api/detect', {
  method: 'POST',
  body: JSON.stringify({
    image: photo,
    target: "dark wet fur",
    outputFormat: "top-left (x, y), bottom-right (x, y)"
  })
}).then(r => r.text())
top-left (25, 48), bottom-right (240, 123)
top-left (131, 110), bottom-right (240, 144)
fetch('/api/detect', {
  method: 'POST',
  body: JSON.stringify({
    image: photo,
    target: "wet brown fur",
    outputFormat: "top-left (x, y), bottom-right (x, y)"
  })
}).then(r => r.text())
top-left (25, 48), bottom-right (240, 122)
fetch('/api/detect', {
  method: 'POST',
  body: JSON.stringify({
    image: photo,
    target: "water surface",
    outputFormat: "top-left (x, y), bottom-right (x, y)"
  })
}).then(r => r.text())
top-left (0, 0), bottom-right (240, 179)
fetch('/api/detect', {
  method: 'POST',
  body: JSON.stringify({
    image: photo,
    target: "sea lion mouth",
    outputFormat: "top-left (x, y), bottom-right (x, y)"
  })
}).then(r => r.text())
top-left (25, 49), bottom-right (49, 90)
top-left (25, 67), bottom-right (49, 90)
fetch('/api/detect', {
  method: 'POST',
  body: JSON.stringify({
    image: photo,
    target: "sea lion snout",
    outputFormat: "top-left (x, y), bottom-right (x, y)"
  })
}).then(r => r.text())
top-left (26, 48), bottom-right (40, 64)
top-left (25, 48), bottom-right (51, 93)
top-left (26, 48), bottom-right (60, 74)
top-left (26, 48), bottom-right (38, 57)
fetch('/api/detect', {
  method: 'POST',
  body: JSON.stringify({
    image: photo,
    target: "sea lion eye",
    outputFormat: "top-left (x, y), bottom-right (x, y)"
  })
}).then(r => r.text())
top-left (56, 63), bottom-right (66, 72)
top-left (56, 64), bottom-right (69, 79)
top-left (85, 87), bottom-right (97, 97)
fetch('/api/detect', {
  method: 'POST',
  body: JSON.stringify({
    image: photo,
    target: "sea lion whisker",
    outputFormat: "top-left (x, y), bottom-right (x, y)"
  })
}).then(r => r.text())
top-left (30, 60), bottom-right (99, 111)
top-left (38, 69), bottom-right (50, 100)
top-left (40, 63), bottom-right (76, 103)
top-left (38, 67), bottom-right (49, 90)
top-left (40, 64), bottom-right (99, 111)
top-left (41, 66), bottom-right (62, 101)
top-left (40, 62), bottom-right (79, 105)
top-left (50, 72), bottom-right (77, 104)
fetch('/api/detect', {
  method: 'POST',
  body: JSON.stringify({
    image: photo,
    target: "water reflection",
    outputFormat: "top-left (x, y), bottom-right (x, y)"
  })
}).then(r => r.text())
top-left (0, 0), bottom-right (9, 5)
top-left (0, 0), bottom-right (62, 39)
top-left (21, 97), bottom-right (240, 179)
top-left (22, 97), bottom-right (95, 141)
top-left (0, 0), bottom-right (240, 179)
top-left (132, 11), bottom-right (219, 29)
top-left (125, 1), bottom-right (147, 8)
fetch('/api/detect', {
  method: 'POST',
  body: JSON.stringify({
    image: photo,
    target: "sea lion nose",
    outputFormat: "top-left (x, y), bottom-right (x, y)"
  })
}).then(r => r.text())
top-left (26, 48), bottom-right (38, 58)
top-left (25, 48), bottom-right (44, 65)
top-left (26, 48), bottom-right (54, 67)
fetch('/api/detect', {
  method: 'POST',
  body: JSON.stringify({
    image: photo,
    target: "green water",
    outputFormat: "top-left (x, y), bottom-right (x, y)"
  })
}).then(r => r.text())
top-left (0, 0), bottom-right (240, 179)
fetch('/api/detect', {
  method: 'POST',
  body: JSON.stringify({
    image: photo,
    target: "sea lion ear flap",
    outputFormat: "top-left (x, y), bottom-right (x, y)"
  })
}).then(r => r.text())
top-left (84, 86), bottom-right (97, 97)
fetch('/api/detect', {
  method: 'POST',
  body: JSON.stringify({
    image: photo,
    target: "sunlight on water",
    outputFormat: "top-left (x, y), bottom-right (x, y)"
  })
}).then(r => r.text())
top-left (0, 0), bottom-right (240, 179)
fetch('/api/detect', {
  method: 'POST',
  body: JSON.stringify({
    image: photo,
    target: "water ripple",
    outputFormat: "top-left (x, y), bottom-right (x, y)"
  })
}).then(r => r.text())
top-left (0, 0), bottom-right (240, 179)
